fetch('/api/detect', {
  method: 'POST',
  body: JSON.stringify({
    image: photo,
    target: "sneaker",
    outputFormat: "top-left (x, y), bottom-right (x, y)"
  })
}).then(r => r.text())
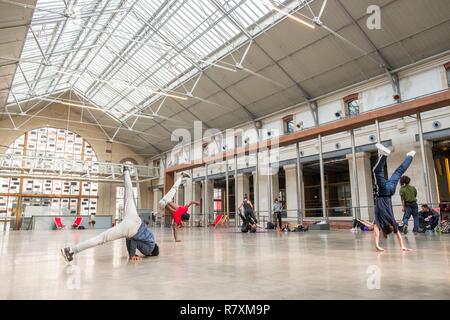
top-left (406, 150), bottom-right (416, 158)
top-left (403, 225), bottom-right (408, 235)
top-left (61, 247), bottom-right (74, 262)
top-left (181, 172), bottom-right (191, 179)
top-left (158, 199), bottom-right (167, 211)
top-left (376, 143), bottom-right (391, 156)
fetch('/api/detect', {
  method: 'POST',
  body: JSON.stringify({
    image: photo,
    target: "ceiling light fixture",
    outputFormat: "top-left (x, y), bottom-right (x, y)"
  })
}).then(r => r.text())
top-left (53, 70), bottom-right (188, 101)
top-left (39, 97), bottom-right (107, 112)
top-left (39, 97), bottom-right (156, 120)
top-left (264, 2), bottom-right (316, 29)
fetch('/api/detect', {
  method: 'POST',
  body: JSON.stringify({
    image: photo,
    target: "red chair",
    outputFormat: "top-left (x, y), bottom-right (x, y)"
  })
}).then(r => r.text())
top-left (72, 217), bottom-right (83, 229)
top-left (54, 217), bottom-right (65, 229)
top-left (212, 214), bottom-right (223, 228)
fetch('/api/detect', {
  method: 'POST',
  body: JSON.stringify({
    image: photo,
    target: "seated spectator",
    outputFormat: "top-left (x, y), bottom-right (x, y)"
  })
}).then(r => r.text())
top-left (418, 204), bottom-right (439, 232)
top-left (88, 214), bottom-right (96, 228)
top-left (351, 219), bottom-right (374, 232)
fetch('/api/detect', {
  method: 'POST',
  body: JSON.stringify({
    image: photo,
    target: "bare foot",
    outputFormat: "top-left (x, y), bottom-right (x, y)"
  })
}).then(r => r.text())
top-left (401, 247), bottom-right (412, 252)
top-left (376, 247), bottom-right (385, 252)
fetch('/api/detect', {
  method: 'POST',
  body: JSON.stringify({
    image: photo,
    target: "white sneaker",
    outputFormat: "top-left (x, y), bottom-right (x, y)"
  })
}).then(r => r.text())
top-left (158, 199), bottom-right (166, 211)
top-left (406, 150), bottom-right (416, 157)
top-left (376, 143), bottom-right (391, 156)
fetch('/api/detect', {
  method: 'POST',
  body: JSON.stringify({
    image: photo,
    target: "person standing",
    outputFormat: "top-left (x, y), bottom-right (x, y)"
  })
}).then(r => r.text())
top-left (272, 198), bottom-right (283, 230)
top-left (399, 176), bottom-right (419, 234)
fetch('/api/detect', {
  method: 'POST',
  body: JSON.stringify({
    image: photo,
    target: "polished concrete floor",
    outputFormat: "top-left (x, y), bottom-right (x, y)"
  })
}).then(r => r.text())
top-left (0, 227), bottom-right (449, 299)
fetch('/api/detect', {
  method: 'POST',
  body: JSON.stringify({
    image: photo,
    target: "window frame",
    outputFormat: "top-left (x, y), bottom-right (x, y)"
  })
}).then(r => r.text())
top-left (1, 127), bottom-right (99, 221)
top-left (444, 62), bottom-right (450, 87)
top-left (343, 93), bottom-right (360, 117)
top-left (282, 115), bottom-right (294, 135)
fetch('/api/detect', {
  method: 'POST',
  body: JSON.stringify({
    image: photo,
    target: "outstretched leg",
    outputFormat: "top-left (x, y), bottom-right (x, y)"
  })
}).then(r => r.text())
top-left (122, 167), bottom-right (142, 225)
top-left (386, 152), bottom-right (415, 192)
top-left (61, 166), bottom-right (142, 261)
top-left (158, 172), bottom-right (190, 212)
top-left (372, 155), bottom-right (387, 195)
top-left (358, 219), bottom-right (374, 230)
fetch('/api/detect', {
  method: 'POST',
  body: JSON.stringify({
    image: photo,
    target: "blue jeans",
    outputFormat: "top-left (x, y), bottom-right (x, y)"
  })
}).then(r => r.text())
top-left (373, 155), bottom-right (413, 197)
top-left (402, 203), bottom-right (419, 232)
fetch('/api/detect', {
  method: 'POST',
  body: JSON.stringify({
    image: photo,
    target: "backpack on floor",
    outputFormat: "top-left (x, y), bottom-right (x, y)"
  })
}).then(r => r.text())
top-left (266, 222), bottom-right (275, 229)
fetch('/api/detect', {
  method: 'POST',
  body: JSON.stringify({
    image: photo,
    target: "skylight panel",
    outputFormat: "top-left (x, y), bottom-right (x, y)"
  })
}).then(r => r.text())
top-left (8, 0), bottom-right (308, 115)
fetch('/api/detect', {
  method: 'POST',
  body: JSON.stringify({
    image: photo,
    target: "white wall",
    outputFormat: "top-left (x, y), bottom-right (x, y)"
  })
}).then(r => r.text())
top-left (400, 68), bottom-right (445, 100)
top-left (317, 100), bottom-right (342, 124)
top-left (361, 82), bottom-right (395, 111)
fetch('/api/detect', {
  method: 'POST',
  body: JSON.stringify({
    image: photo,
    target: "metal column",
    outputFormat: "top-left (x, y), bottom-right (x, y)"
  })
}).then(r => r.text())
top-left (234, 154), bottom-right (238, 228)
top-left (350, 129), bottom-right (361, 220)
top-left (134, 170), bottom-right (141, 209)
top-left (417, 113), bottom-right (433, 205)
top-left (190, 168), bottom-right (194, 227)
top-left (255, 149), bottom-right (260, 221)
top-left (296, 142), bottom-right (303, 224)
top-left (204, 163), bottom-right (209, 226)
top-left (267, 148), bottom-right (273, 225)
top-left (225, 158), bottom-right (230, 219)
top-left (375, 119), bottom-right (382, 144)
top-left (318, 134), bottom-right (327, 221)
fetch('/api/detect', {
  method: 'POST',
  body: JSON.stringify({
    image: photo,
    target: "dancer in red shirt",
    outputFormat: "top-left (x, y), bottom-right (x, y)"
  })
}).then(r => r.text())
top-left (158, 172), bottom-right (200, 242)
top-left (166, 201), bottom-right (200, 242)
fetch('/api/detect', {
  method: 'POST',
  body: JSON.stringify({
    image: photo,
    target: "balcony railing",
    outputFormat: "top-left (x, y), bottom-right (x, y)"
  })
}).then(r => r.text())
top-left (0, 154), bottom-right (160, 182)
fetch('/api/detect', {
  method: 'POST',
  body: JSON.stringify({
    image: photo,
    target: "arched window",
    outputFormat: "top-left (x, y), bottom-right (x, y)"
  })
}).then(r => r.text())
top-left (0, 128), bottom-right (99, 226)
top-left (343, 93), bottom-right (360, 117)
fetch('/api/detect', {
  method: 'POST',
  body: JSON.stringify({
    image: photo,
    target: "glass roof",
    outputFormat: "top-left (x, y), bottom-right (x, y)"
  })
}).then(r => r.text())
top-left (9, 0), bottom-right (313, 119)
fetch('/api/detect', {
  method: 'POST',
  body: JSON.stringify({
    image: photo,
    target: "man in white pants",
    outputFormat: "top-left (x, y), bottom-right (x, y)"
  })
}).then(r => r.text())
top-left (61, 166), bottom-right (159, 262)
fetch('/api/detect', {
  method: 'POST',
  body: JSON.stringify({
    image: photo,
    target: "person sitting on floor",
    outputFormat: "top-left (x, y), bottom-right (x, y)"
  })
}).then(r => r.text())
top-left (61, 166), bottom-right (159, 262)
top-left (239, 194), bottom-right (257, 233)
top-left (351, 219), bottom-right (375, 232)
top-left (418, 204), bottom-right (439, 233)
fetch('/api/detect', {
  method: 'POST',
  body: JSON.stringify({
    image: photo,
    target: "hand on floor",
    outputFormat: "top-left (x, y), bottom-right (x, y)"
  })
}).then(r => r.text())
top-left (130, 255), bottom-right (142, 261)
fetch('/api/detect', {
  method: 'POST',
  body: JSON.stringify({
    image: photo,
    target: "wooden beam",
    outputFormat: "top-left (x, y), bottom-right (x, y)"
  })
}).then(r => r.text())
top-left (166, 90), bottom-right (450, 174)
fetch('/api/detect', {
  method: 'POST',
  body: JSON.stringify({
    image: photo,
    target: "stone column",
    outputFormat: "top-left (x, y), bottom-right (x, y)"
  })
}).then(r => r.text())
top-left (236, 173), bottom-right (250, 205)
top-left (152, 188), bottom-right (162, 213)
top-left (347, 152), bottom-right (375, 220)
top-left (283, 164), bottom-right (299, 220)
